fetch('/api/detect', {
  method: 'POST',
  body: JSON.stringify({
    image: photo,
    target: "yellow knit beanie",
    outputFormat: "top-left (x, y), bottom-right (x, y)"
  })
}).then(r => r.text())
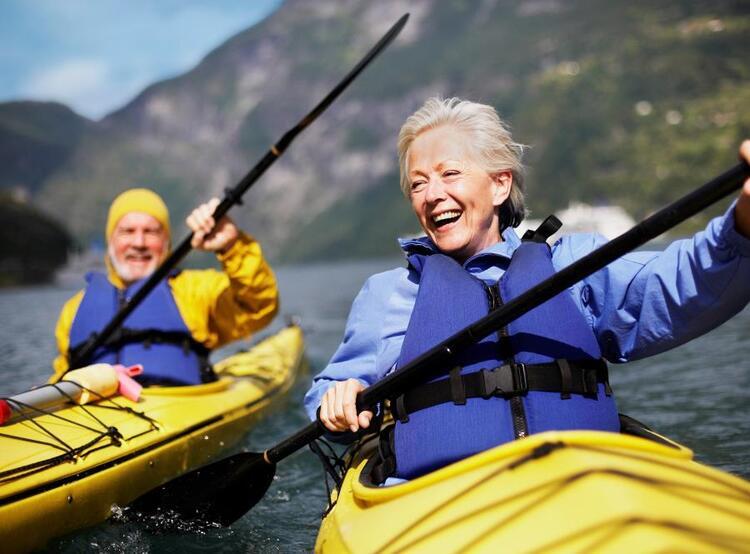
top-left (105, 188), bottom-right (171, 241)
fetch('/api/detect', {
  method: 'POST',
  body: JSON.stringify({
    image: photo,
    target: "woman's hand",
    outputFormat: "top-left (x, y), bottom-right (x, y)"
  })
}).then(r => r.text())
top-left (736, 140), bottom-right (750, 239)
top-left (187, 197), bottom-right (239, 252)
top-left (319, 378), bottom-right (373, 433)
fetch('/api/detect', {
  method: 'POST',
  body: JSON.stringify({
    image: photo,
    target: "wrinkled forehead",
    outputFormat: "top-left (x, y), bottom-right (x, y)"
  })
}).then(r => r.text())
top-left (407, 126), bottom-right (480, 172)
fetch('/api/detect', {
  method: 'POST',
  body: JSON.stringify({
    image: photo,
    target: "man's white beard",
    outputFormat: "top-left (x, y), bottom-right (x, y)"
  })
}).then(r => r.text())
top-left (108, 243), bottom-right (164, 284)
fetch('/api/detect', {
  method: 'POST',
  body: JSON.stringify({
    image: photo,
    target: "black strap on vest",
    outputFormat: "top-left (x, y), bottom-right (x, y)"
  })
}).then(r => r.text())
top-left (449, 366), bottom-right (467, 405)
top-left (68, 327), bottom-right (217, 383)
top-left (391, 359), bottom-right (611, 422)
top-left (370, 424), bottom-right (396, 485)
top-left (557, 358), bottom-right (573, 399)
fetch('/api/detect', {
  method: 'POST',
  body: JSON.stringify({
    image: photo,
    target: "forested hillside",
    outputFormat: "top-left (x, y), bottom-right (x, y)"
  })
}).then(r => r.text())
top-left (2, 0), bottom-right (748, 269)
top-left (0, 194), bottom-right (72, 285)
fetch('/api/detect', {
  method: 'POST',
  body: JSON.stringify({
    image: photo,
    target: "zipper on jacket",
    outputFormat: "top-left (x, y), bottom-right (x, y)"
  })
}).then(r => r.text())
top-left (486, 282), bottom-right (529, 439)
top-left (485, 282), bottom-right (501, 311)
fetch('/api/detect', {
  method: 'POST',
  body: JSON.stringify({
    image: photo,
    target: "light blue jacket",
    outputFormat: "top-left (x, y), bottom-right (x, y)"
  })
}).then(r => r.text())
top-left (305, 203), bottom-right (750, 421)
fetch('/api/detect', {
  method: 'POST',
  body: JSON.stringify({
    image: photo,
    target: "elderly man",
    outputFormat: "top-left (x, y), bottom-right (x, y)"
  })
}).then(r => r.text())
top-left (52, 188), bottom-right (278, 385)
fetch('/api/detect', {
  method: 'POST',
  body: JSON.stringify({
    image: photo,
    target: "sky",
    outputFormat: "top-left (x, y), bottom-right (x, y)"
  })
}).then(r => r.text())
top-left (0, 0), bottom-right (283, 120)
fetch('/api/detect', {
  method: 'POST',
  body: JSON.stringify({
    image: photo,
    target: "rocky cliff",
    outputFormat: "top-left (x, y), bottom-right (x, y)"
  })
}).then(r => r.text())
top-left (4, 0), bottom-right (749, 264)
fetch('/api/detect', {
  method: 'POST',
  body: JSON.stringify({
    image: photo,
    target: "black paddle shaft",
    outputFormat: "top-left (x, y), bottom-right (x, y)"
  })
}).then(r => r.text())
top-left (64, 14), bottom-right (410, 375)
top-left (265, 160), bottom-right (750, 465)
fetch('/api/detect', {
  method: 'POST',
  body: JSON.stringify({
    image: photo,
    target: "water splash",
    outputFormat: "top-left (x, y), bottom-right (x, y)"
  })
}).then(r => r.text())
top-left (113, 503), bottom-right (224, 535)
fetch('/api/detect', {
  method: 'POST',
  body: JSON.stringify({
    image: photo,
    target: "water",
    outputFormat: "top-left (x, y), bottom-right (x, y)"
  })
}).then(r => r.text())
top-left (1, 258), bottom-right (749, 552)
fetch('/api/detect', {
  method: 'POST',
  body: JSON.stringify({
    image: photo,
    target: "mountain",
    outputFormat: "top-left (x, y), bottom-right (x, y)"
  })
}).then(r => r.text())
top-left (0, 101), bottom-right (90, 195)
top-left (6, 0), bottom-right (750, 266)
top-left (0, 102), bottom-right (88, 284)
top-left (0, 193), bottom-right (73, 285)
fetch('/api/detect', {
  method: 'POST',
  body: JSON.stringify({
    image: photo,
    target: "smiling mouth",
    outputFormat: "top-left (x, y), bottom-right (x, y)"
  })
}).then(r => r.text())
top-left (432, 210), bottom-right (462, 228)
top-left (125, 253), bottom-right (153, 263)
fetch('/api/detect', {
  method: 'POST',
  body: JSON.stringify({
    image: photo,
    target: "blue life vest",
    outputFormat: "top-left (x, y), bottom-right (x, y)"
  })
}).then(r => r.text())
top-left (389, 237), bottom-right (619, 480)
top-left (68, 272), bottom-right (209, 385)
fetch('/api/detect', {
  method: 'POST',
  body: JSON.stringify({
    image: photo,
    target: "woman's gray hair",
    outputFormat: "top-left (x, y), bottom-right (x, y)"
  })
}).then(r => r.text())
top-left (397, 97), bottom-right (527, 228)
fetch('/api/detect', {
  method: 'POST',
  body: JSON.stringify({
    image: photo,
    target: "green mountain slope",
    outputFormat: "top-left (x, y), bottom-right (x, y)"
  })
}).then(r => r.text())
top-left (3, 0), bottom-right (748, 265)
top-left (0, 194), bottom-right (72, 285)
top-left (0, 101), bottom-right (90, 193)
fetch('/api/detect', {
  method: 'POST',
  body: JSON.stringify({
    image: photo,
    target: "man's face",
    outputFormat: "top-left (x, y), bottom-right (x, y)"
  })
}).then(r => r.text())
top-left (108, 212), bottom-right (168, 284)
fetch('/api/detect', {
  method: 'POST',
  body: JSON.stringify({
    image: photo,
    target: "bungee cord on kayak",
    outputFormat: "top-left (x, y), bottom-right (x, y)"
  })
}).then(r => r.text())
top-left (308, 434), bottom-right (374, 518)
top-left (0, 385), bottom-right (157, 485)
top-left (0, 326), bottom-right (305, 551)
top-left (308, 439), bottom-right (348, 515)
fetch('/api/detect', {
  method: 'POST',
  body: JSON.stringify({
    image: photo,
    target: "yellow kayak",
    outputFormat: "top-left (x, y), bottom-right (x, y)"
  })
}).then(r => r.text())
top-left (0, 325), bottom-right (305, 553)
top-left (316, 424), bottom-right (750, 553)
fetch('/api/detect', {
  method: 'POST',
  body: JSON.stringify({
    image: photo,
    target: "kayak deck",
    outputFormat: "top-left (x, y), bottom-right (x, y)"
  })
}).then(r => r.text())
top-left (316, 428), bottom-right (750, 553)
top-left (0, 325), bottom-right (305, 553)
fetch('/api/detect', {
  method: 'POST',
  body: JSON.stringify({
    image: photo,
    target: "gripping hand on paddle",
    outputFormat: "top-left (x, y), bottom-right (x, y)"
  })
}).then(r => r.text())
top-left (319, 378), bottom-right (373, 433)
top-left (187, 198), bottom-right (239, 253)
top-left (737, 140), bottom-right (750, 239)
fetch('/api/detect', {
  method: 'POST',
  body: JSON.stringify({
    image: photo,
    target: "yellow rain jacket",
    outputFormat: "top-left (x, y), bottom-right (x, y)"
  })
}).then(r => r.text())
top-left (51, 232), bottom-right (278, 380)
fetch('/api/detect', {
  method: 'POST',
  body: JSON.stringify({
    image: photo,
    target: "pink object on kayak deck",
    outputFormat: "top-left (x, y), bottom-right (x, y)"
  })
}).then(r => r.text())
top-left (113, 364), bottom-right (143, 402)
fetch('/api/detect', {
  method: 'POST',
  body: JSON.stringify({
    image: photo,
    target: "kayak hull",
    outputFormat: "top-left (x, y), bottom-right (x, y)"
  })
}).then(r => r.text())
top-left (316, 428), bottom-right (750, 553)
top-left (0, 326), bottom-right (305, 553)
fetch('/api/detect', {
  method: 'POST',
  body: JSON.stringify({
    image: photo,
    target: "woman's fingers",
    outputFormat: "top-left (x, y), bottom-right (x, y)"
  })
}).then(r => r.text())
top-left (359, 410), bottom-right (373, 430)
top-left (318, 379), bottom-right (370, 433)
top-left (343, 379), bottom-right (363, 432)
top-left (320, 383), bottom-right (347, 432)
top-left (319, 388), bottom-right (333, 430)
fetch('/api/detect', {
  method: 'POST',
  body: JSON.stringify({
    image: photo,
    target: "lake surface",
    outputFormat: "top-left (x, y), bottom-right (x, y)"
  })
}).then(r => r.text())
top-left (1, 258), bottom-right (748, 552)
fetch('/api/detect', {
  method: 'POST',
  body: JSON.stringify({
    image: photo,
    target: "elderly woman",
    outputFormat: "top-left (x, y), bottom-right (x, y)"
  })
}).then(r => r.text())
top-left (305, 97), bottom-right (750, 482)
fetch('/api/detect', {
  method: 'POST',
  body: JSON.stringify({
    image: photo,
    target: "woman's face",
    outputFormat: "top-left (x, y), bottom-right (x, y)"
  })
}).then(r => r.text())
top-left (407, 125), bottom-right (512, 262)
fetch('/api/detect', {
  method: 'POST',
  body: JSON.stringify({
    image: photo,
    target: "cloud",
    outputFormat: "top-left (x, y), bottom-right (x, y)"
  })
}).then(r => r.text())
top-left (1, 0), bottom-right (282, 119)
top-left (23, 59), bottom-right (108, 97)
top-left (20, 59), bottom-right (114, 116)
top-left (19, 58), bottom-right (158, 119)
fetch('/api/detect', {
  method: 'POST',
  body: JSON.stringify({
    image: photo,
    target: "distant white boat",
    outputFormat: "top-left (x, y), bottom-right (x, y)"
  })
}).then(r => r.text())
top-left (55, 248), bottom-right (105, 287)
top-left (517, 202), bottom-right (636, 242)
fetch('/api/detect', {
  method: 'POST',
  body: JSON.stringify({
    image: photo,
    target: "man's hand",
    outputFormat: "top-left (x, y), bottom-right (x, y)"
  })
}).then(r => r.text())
top-left (187, 198), bottom-right (239, 252)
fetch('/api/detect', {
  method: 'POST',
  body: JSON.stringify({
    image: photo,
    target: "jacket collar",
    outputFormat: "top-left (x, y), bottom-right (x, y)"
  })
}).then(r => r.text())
top-left (398, 227), bottom-right (522, 267)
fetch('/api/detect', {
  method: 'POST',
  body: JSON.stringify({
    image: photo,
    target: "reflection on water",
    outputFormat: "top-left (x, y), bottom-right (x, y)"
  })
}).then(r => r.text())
top-left (0, 257), bottom-right (748, 551)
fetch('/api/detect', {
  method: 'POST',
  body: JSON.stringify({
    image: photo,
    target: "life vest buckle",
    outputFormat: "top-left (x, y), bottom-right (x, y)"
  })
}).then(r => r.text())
top-left (479, 363), bottom-right (528, 398)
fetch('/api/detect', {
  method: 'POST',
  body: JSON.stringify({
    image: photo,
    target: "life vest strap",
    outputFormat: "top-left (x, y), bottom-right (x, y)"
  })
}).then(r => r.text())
top-left (69, 328), bottom-right (210, 362)
top-left (370, 424), bottom-right (396, 485)
top-left (69, 328), bottom-right (217, 384)
top-left (392, 359), bottom-right (611, 420)
top-left (449, 366), bottom-right (467, 405)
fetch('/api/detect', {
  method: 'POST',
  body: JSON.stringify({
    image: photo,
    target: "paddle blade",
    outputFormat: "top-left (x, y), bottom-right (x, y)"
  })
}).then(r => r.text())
top-left (129, 452), bottom-right (276, 526)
